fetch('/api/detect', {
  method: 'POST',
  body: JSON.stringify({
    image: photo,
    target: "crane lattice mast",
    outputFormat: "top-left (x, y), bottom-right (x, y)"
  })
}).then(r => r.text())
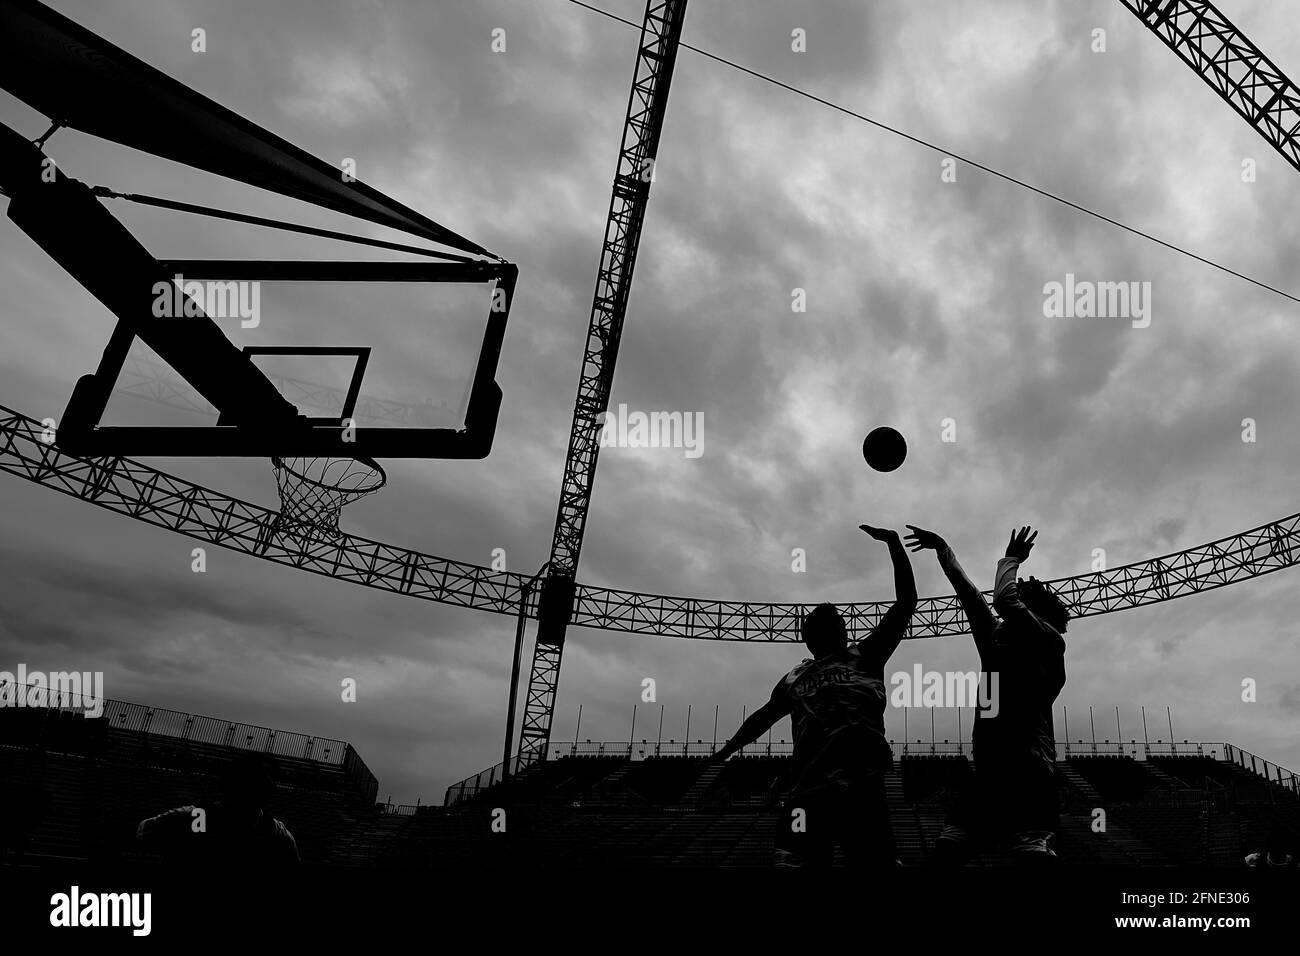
top-left (1119, 0), bottom-right (1300, 174)
top-left (515, 0), bottom-right (691, 769)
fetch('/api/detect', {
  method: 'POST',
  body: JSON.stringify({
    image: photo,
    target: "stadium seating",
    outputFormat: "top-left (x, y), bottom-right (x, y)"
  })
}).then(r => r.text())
top-left (3, 697), bottom-right (1296, 867)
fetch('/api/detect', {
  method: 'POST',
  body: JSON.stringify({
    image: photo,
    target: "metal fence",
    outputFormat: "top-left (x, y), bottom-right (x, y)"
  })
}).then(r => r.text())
top-left (443, 736), bottom-right (1300, 806)
top-left (443, 753), bottom-right (530, 805)
top-left (1225, 743), bottom-right (1300, 797)
top-left (543, 739), bottom-right (789, 760)
top-left (521, 737), bottom-right (1231, 761)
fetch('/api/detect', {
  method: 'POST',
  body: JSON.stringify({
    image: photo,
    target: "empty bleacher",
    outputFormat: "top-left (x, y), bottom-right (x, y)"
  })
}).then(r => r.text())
top-left (5, 689), bottom-right (1297, 868)
top-left (0, 692), bottom-right (378, 865)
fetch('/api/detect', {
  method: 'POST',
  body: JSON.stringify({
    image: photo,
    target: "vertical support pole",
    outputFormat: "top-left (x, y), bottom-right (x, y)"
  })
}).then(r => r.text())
top-left (501, 576), bottom-right (534, 782)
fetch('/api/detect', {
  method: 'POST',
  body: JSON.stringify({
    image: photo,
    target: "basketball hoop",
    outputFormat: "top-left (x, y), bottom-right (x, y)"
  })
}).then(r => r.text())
top-left (271, 456), bottom-right (386, 540)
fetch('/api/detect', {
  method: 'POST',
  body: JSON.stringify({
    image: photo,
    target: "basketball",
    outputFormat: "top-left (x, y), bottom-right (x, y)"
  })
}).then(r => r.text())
top-left (862, 426), bottom-right (907, 472)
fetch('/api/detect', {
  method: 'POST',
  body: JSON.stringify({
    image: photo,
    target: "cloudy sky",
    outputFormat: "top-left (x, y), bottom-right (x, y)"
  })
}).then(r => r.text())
top-left (2, 0), bottom-right (1300, 803)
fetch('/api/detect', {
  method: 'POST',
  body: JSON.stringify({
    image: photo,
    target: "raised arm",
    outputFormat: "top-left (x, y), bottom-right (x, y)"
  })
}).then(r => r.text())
top-left (904, 525), bottom-right (996, 656)
top-left (992, 528), bottom-right (1066, 694)
top-left (857, 524), bottom-right (917, 662)
top-left (713, 683), bottom-right (791, 761)
top-left (992, 526), bottom-right (1036, 625)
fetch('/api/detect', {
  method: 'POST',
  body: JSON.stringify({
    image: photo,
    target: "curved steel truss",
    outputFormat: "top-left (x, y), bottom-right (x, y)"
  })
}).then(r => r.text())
top-left (4, 403), bottom-right (1296, 642)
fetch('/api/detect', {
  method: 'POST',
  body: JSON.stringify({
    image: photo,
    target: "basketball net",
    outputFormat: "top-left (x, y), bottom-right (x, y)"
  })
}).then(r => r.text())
top-left (271, 456), bottom-right (386, 540)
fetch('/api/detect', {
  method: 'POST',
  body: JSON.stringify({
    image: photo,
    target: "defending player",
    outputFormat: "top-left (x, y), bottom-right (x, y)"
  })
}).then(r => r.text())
top-left (713, 523), bottom-right (917, 866)
top-left (903, 524), bottom-right (1068, 862)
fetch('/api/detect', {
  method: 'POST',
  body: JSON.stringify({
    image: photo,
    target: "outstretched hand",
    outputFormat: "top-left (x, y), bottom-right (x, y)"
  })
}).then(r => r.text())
top-left (859, 523), bottom-right (900, 543)
top-left (1005, 526), bottom-right (1038, 561)
top-left (903, 525), bottom-right (946, 553)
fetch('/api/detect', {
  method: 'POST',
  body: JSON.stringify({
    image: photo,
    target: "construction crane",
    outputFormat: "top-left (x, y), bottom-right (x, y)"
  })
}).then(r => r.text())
top-left (512, 0), bottom-right (690, 770)
top-left (1118, 0), bottom-right (1300, 174)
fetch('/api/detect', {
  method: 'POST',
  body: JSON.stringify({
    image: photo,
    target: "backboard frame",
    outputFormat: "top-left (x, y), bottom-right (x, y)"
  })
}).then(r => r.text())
top-left (57, 258), bottom-right (518, 460)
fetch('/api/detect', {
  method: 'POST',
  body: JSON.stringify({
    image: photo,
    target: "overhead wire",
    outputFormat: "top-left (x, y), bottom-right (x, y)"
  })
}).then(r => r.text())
top-left (567, 0), bottom-right (1300, 305)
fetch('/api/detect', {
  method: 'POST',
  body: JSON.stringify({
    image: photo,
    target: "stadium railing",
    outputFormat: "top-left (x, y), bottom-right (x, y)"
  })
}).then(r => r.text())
top-left (442, 737), bottom-right (1294, 806)
top-left (443, 753), bottom-right (530, 805)
top-left (1224, 743), bottom-right (1299, 797)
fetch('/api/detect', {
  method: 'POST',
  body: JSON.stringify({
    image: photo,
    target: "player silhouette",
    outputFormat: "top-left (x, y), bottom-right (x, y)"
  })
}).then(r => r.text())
top-left (713, 523), bottom-right (917, 866)
top-left (904, 524), bottom-right (1068, 863)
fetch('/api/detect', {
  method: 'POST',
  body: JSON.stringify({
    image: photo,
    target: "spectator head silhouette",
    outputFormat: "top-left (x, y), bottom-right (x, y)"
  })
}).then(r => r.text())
top-left (221, 753), bottom-right (275, 825)
top-left (1018, 577), bottom-right (1070, 634)
top-left (801, 602), bottom-right (848, 657)
top-left (1266, 828), bottom-right (1293, 861)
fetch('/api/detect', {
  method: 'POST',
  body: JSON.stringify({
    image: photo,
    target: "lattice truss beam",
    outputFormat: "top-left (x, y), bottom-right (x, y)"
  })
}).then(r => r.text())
top-left (4, 403), bottom-right (1298, 642)
top-left (1119, 0), bottom-right (1300, 173)
top-left (547, 0), bottom-right (687, 578)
